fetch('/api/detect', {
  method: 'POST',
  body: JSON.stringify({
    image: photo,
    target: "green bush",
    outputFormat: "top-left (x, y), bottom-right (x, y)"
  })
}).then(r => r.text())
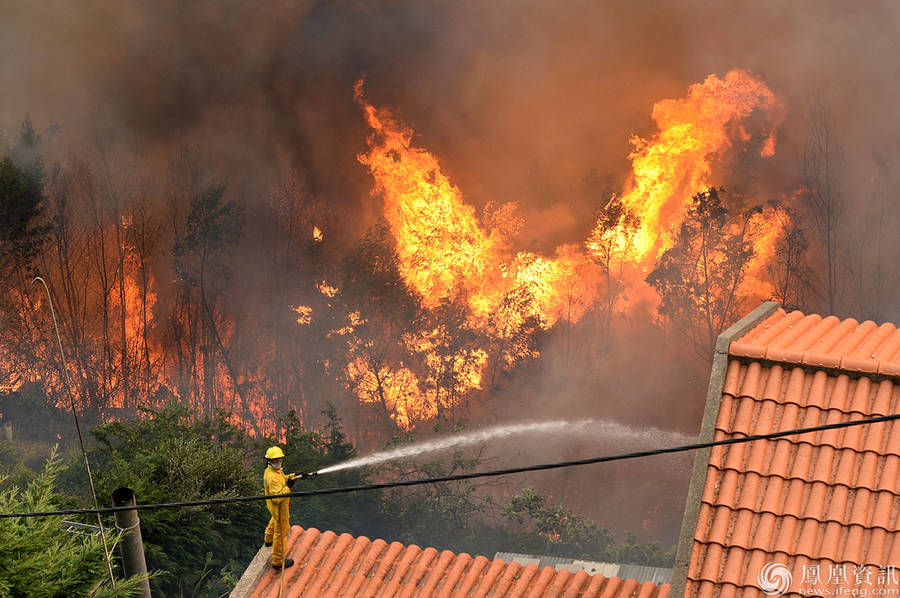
top-left (0, 448), bottom-right (147, 598)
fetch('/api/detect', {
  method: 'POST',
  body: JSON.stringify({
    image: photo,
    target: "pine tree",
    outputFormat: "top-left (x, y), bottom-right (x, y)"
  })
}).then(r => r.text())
top-left (0, 449), bottom-right (147, 597)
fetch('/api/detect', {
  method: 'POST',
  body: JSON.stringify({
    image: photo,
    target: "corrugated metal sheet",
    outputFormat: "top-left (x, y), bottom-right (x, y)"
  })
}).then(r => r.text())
top-left (619, 564), bottom-right (673, 585)
top-left (494, 552), bottom-right (673, 584)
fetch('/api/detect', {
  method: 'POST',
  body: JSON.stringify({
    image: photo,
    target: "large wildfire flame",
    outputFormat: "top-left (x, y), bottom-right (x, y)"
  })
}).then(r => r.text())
top-left (348, 70), bottom-right (785, 428)
top-left (587, 70), bottom-right (780, 264)
top-left (355, 80), bottom-right (601, 328)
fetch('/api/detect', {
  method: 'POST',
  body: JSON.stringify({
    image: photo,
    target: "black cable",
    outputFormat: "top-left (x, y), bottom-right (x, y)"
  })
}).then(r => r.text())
top-left (2, 411), bottom-right (898, 520)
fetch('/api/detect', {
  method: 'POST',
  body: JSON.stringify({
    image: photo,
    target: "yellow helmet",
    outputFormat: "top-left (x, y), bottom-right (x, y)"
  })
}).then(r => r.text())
top-left (265, 446), bottom-right (285, 460)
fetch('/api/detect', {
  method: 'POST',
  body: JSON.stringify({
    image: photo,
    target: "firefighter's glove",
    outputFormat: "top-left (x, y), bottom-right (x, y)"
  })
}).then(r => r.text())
top-left (286, 477), bottom-right (296, 489)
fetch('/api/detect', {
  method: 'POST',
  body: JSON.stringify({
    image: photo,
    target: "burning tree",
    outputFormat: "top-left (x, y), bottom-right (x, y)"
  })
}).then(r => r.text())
top-left (0, 121), bottom-right (51, 393)
top-left (0, 69), bottom-right (813, 445)
top-left (646, 187), bottom-right (758, 358)
top-left (585, 195), bottom-right (641, 350)
top-left (171, 182), bottom-right (256, 431)
top-left (336, 223), bottom-right (427, 433)
top-left (765, 200), bottom-right (811, 311)
top-left (801, 95), bottom-right (847, 314)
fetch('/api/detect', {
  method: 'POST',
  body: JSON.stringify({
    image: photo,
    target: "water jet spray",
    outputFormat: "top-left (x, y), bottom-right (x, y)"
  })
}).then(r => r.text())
top-left (313, 419), bottom-right (693, 476)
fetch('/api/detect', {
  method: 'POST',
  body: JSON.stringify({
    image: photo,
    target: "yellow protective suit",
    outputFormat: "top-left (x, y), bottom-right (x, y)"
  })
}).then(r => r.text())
top-left (263, 465), bottom-right (291, 566)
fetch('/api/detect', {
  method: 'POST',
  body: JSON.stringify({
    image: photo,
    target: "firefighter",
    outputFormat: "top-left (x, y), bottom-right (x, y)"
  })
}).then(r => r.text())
top-left (263, 446), bottom-right (297, 569)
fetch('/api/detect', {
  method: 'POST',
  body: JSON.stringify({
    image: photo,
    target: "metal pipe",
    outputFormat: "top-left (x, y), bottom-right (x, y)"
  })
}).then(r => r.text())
top-left (112, 488), bottom-right (152, 598)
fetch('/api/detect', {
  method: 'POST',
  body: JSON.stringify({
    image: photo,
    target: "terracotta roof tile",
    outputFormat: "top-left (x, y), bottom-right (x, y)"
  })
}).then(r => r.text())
top-left (735, 472), bottom-right (762, 512)
top-left (730, 310), bottom-right (900, 378)
top-left (471, 558), bottom-right (505, 598)
top-left (598, 576), bottom-right (624, 598)
top-left (866, 528), bottom-right (888, 565)
top-left (888, 532), bottom-right (900, 565)
top-left (833, 320), bottom-right (878, 356)
top-left (876, 453), bottom-right (900, 492)
top-left (685, 309), bottom-right (900, 597)
top-left (721, 360), bottom-right (743, 397)
top-left (458, 555), bottom-right (490, 596)
top-left (719, 547), bottom-right (747, 586)
top-left (817, 410), bottom-right (845, 452)
top-left (804, 318), bottom-right (856, 368)
top-left (527, 566), bottom-right (560, 597)
top-left (879, 328), bottom-right (900, 359)
top-left (873, 380), bottom-right (894, 415)
top-left (435, 552), bottom-right (469, 598)
top-left (544, 568), bottom-right (573, 598)
top-left (561, 570), bottom-right (591, 598)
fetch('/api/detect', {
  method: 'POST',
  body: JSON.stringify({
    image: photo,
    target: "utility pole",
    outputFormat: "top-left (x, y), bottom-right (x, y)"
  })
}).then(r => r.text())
top-left (112, 488), bottom-right (152, 597)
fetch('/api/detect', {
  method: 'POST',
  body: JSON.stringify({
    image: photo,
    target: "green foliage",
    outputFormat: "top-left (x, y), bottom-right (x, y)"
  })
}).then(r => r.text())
top-left (501, 488), bottom-right (674, 567)
top-left (18, 404), bottom-right (673, 597)
top-left (0, 118), bottom-right (50, 284)
top-left (501, 487), bottom-right (614, 559)
top-left (377, 446), bottom-right (495, 554)
top-left (0, 449), bottom-right (147, 598)
top-left (84, 405), bottom-right (266, 598)
top-left (608, 531), bottom-right (676, 569)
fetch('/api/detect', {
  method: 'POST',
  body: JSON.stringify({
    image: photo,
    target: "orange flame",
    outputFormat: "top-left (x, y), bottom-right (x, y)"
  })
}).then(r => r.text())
top-left (340, 72), bottom-right (787, 428)
top-left (292, 305), bottom-right (313, 325)
top-left (355, 80), bottom-right (507, 314)
top-left (353, 80), bottom-right (605, 426)
top-left (346, 357), bottom-right (425, 429)
top-left (589, 70), bottom-right (780, 263)
top-left (355, 80), bottom-right (601, 329)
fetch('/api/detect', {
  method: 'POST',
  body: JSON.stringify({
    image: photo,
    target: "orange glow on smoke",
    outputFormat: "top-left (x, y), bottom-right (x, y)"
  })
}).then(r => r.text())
top-left (355, 80), bottom-right (600, 328)
top-left (313, 72), bottom-right (787, 429)
top-left (588, 70), bottom-right (780, 263)
top-left (355, 80), bottom-right (506, 314)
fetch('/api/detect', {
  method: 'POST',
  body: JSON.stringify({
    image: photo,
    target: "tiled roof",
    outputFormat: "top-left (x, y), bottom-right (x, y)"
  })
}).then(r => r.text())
top-left (684, 308), bottom-right (900, 598)
top-left (242, 526), bottom-right (672, 598)
top-left (729, 310), bottom-right (900, 376)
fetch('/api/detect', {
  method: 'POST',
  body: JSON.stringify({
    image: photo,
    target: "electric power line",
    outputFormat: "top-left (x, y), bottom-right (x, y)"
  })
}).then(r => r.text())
top-left (2, 411), bottom-right (898, 520)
